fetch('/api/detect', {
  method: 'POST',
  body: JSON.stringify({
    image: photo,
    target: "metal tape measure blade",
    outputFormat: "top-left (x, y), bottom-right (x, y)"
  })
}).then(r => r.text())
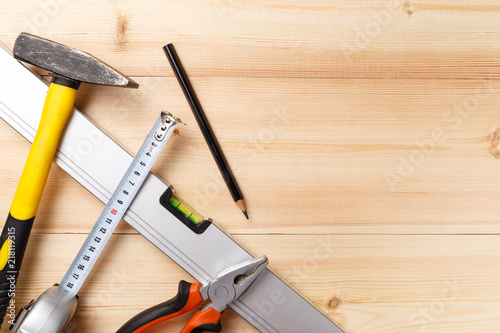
top-left (60, 112), bottom-right (179, 297)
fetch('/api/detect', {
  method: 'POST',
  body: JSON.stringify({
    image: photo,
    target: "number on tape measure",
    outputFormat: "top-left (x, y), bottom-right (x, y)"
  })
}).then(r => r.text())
top-left (59, 112), bottom-right (180, 297)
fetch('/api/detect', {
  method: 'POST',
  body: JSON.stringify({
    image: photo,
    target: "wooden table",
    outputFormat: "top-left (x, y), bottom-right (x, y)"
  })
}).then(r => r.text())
top-left (1, 1), bottom-right (500, 332)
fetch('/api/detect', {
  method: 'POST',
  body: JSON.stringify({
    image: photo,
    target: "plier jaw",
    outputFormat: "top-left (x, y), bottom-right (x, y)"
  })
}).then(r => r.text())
top-left (201, 256), bottom-right (268, 313)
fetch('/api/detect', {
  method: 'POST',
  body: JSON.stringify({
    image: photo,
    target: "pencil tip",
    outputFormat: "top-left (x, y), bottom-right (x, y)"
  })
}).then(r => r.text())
top-left (236, 199), bottom-right (248, 219)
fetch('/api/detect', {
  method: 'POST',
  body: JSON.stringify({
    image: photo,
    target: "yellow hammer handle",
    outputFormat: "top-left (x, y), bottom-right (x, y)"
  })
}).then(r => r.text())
top-left (0, 82), bottom-right (77, 324)
top-left (10, 83), bottom-right (77, 220)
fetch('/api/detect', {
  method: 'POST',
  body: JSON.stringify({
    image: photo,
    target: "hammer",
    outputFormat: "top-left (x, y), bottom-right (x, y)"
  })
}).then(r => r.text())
top-left (0, 33), bottom-right (138, 323)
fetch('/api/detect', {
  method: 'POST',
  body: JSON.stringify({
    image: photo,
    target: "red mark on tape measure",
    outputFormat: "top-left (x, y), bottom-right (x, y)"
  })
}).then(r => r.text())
top-left (111, 209), bottom-right (118, 215)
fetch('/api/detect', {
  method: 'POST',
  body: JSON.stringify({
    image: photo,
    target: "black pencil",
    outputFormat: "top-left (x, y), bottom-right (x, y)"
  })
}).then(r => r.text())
top-left (163, 43), bottom-right (248, 219)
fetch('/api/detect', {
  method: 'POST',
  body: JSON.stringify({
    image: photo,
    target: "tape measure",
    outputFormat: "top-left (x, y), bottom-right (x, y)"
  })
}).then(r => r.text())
top-left (60, 111), bottom-right (181, 297)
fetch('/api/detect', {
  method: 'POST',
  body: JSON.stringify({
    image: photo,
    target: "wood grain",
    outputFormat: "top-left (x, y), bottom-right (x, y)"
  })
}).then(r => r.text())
top-left (1, 0), bottom-right (500, 79)
top-left (7, 234), bottom-right (500, 333)
top-left (1, 0), bottom-right (500, 332)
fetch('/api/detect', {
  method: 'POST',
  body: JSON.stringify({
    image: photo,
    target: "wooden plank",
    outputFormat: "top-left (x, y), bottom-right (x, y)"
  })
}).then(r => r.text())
top-left (2, 233), bottom-right (500, 332)
top-left (0, 1), bottom-right (500, 79)
top-left (1, 1), bottom-right (499, 332)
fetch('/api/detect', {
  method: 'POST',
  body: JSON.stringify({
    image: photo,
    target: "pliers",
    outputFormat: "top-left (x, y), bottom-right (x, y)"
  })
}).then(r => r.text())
top-left (116, 256), bottom-right (268, 333)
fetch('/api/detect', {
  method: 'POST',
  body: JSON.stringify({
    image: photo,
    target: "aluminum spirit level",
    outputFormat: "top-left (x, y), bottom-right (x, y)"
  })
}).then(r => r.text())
top-left (0, 45), bottom-right (344, 333)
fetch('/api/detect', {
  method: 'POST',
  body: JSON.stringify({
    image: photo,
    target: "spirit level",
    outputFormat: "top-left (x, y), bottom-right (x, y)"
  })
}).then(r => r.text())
top-left (0, 45), bottom-right (344, 333)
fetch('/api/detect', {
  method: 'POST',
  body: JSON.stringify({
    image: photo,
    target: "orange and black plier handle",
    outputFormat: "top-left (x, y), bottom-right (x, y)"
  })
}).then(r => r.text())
top-left (116, 280), bottom-right (222, 333)
top-left (117, 256), bottom-right (268, 333)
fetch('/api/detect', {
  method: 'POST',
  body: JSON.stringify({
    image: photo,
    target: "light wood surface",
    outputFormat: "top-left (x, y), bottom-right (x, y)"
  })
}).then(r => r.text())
top-left (1, 1), bottom-right (500, 332)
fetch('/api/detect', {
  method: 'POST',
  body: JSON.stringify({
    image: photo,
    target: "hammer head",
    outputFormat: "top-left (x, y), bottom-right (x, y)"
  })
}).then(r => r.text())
top-left (13, 33), bottom-right (138, 88)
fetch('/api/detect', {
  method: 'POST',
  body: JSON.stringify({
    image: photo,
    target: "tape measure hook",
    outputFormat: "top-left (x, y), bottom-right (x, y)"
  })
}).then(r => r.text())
top-left (156, 111), bottom-right (183, 141)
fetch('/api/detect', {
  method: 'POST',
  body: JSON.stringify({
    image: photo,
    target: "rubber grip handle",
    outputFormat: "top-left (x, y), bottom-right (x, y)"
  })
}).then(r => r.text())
top-left (10, 82), bottom-right (78, 220)
top-left (0, 214), bottom-right (34, 325)
top-left (116, 281), bottom-right (203, 333)
top-left (180, 308), bottom-right (222, 333)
